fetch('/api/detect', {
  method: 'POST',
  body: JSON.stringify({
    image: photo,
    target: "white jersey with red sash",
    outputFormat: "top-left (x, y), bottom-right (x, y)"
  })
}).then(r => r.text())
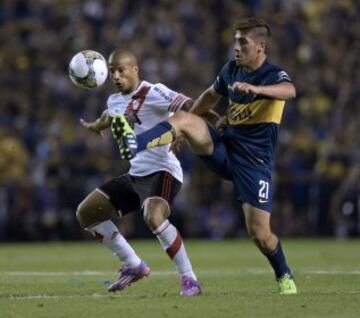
top-left (106, 80), bottom-right (189, 182)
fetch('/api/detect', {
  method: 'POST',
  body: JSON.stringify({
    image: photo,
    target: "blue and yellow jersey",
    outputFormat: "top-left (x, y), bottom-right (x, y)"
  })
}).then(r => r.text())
top-left (213, 58), bottom-right (292, 172)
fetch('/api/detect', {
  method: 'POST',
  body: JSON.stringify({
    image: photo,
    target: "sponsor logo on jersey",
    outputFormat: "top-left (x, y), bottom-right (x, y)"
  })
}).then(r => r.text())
top-left (154, 86), bottom-right (173, 102)
top-left (227, 99), bottom-right (285, 125)
top-left (228, 102), bottom-right (253, 122)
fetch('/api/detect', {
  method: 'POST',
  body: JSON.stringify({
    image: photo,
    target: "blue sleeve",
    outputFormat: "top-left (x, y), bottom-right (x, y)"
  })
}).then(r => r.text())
top-left (213, 63), bottom-right (229, 97)
top-left (265, 68), bottom-right (292, 85)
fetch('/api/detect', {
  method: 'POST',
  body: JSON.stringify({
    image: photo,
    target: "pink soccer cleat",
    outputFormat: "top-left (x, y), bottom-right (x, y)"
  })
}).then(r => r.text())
top-left (180, 276), bottom-right (201, 296)
top-left (108, 261), bottom-right (150, 292)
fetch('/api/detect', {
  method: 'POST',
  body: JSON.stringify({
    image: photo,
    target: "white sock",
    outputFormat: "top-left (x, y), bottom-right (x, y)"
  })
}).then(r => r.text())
top-left (88, 220), bottom-right (141, 268)
top-left (154, 220), bottom-right (197, 280)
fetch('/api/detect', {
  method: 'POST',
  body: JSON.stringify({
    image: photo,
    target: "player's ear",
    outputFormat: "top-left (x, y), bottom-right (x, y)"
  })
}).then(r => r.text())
top-left (258, 41), bottom-right (266, 53)
top-left (134, 65), bottom-right (139, 74)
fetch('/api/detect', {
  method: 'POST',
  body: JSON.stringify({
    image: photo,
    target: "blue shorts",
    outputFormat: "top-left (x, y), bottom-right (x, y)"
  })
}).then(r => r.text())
top-left (199, 126), bottom-right (273, 212)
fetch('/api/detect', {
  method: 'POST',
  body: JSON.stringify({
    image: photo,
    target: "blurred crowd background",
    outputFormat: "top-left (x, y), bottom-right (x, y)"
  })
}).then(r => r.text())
top-left (0, 0), bottom-right (359, 241)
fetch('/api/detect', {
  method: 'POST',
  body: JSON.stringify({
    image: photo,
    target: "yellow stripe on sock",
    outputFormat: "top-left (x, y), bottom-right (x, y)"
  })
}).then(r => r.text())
top-left (146, 131), bottom-right (174, 149)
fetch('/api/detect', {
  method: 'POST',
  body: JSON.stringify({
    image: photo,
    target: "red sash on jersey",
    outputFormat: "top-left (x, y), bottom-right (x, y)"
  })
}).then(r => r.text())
top-left (124, 85), bottom-right (151, 126)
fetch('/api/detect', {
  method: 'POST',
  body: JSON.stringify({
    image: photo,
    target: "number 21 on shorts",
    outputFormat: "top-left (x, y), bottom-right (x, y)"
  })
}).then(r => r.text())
top-left (258, 180), bottom-right (269, 203)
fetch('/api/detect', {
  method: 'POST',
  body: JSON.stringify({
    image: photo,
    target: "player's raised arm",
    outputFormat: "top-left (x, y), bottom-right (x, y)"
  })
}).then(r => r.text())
top-left (80, 109), bottom-right (111, 137)
top-left (232, 81), bottom-right (296, 100)
top-left (175, 91), bottom-right (221, 127)
top-left (189, 85), bottom-right (222, 116)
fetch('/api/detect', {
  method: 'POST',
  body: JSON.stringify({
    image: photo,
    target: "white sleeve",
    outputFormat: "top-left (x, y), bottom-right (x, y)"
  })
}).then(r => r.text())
top-left (106, 95), bottom-right (122, 117)
top-left (152, 83), bottom-right (190, 113)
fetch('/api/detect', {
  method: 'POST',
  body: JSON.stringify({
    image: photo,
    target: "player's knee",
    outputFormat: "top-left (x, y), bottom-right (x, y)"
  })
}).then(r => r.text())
top-left (143, 198), bottom-right (170, 228)
top-left (248, 226), bottom-right (272, 248)
top-left (172, 111), bottom-right (195, 128)
top-left (173, 110), bottom-right (188, 121)
top-left (76, 199), bottom-right (90, 228)
top-left (76, 198), bottom-right (102, 229)
top-left (76, 191), bottom-right (118, 229)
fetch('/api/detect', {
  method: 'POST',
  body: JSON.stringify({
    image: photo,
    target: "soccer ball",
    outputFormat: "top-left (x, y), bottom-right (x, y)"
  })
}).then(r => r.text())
top-left (69, 50), bottom-right (108, 89)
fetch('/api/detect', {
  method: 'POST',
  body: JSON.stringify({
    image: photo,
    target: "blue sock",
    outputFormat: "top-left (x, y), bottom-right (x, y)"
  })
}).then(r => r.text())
top-left (263, 241), bottom-right (292, 279)
top-left (136, 121), bottom-right (175, 152)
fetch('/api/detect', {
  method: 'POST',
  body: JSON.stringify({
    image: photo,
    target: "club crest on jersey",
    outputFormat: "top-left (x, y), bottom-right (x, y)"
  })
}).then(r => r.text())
top-left (130, 99), bottom-right (143, 111)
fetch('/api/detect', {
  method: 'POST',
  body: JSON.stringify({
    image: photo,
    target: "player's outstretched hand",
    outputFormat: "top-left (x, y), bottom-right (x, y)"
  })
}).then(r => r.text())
top-left (80, 110), bottom-right (111, 138)
top-left (80, 118), bottom-right (105, 138)
top-left (231, 82), bottom-right (261, 95)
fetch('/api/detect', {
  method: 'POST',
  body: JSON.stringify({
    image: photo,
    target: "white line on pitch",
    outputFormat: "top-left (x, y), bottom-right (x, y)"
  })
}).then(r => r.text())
top-left (1, 269), bottom-right (360, 276)
top-left (7, 293), bottom-right (109, 300)
top-left (5, 290), bottom-right (360, 300)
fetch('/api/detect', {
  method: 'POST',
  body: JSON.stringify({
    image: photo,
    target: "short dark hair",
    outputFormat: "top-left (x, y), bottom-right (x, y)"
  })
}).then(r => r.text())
top-left (234, 17), bottom-right (271, 43)
top-left (108, 49), bottom-right (138, 67)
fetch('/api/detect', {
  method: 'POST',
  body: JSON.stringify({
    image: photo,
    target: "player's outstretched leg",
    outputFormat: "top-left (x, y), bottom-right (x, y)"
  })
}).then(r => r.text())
top-left (111, 115), bottom-right (177, 159)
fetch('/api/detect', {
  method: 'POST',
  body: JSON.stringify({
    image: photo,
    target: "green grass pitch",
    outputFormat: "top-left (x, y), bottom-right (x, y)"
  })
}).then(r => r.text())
top-left (0, 240), bottom-right (359, 318)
